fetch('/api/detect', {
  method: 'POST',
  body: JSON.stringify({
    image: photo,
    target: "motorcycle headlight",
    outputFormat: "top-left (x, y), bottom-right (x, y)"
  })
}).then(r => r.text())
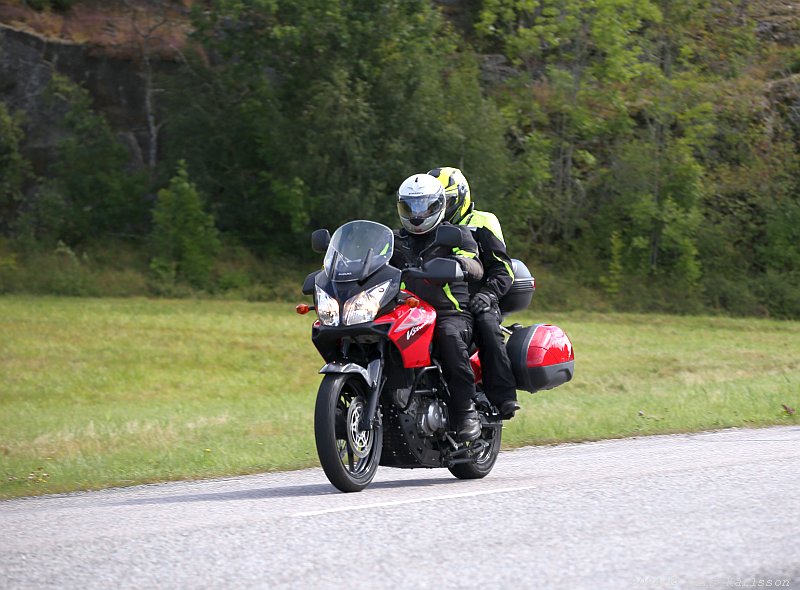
top-left (315, 286), bottom-right (339, 326)
top-left (343, 281), bottom-right (392, 326)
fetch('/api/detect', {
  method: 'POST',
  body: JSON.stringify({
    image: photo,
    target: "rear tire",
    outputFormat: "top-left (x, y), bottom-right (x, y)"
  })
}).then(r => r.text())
top-left (448, 422), bottom-right (502, 480)
top-left (315, 374), bottom-right (382, 492)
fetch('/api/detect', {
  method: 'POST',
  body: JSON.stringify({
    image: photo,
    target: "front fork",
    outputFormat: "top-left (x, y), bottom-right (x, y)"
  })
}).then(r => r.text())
top-left (318, 341), bottom-right (385, 431)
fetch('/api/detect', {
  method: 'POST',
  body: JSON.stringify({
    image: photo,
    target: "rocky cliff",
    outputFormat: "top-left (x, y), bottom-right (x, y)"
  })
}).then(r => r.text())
top-left (751, 0), bottom-right (800, 44)
top-left (0, 1), bottom-right (190, 172)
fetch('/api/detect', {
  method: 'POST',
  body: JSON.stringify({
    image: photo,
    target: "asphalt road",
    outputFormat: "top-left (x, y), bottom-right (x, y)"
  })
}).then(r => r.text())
top-left (1, 426), bottom-right (798, 590)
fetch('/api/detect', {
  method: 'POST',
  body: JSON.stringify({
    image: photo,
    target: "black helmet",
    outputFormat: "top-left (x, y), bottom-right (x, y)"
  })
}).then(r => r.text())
top-left (397, 174), bottom-right (447, 235)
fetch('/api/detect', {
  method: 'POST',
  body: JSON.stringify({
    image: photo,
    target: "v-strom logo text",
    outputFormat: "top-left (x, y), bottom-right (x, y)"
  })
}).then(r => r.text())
top-left (406, 324), bottom-right (424, 341)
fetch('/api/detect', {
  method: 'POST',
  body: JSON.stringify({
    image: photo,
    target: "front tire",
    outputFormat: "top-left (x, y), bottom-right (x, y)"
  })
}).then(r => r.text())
top-left (315, 374), bottom-right (382, 492)
top-left (448, 422), bottom-right (502, 480)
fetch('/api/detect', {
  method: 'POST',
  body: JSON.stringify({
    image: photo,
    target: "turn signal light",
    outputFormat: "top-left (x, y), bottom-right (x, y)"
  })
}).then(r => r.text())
top-left (406, 297), bottom-right (420, 308)
top-left (296, 304), bottom-right (312, 314)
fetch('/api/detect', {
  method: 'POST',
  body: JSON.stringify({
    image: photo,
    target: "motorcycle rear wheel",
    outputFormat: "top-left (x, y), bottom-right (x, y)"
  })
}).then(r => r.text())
top-left (315, 374), bottom-right (383, 492)
top-left (448, 423), bottom-right (502, 480)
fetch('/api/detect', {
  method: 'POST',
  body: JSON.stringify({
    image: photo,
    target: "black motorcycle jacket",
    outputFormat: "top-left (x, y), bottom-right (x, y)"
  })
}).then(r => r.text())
top-left (459, 207), bottom-right (514, 301)
top-left (391, 223), bottom-right (483, 315)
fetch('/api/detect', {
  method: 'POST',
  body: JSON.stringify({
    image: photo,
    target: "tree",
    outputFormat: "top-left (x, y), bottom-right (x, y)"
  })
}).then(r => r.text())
top-left (0, 103), bottom-right (32, 235)
top-left (477, 0), bottom-right (662, 252)
top-left (46, 75), bottom-right (148, 243)
top-left (165, 0), bottom-right (509, 255)
top-left (121, 0), bottom-right (177, 174)
top-left (150, 160), bottom-right (220, 287)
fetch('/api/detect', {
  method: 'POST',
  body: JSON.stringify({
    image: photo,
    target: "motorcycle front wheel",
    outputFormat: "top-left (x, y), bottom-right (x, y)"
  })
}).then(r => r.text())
top-left (314, 374), bottom-right (383, 492)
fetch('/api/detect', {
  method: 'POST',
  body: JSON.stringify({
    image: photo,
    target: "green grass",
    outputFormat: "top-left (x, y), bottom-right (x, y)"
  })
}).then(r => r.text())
top-left (1, 297), bottom-right (798, 499)
top-left (503, 311), bottom-right (800, 445)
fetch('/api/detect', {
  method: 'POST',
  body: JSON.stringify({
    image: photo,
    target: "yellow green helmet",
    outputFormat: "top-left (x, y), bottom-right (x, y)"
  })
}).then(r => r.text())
top-left (428, 166), bottom-right (471, 223)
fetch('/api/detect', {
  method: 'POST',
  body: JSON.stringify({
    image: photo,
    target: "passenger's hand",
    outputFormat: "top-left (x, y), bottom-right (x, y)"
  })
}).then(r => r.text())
top-left (468, 291), bottom-right (494, 315)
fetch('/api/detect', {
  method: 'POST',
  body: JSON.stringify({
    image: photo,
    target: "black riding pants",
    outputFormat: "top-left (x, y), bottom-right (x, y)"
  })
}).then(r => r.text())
top-left (433, 314), bottom-right (476, 413)
top-left (473, 303), bottom-right (518, 406)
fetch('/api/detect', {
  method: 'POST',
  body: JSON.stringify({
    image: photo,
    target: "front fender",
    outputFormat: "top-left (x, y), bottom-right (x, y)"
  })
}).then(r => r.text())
top-left (319, 359), bottom-right (381, 389)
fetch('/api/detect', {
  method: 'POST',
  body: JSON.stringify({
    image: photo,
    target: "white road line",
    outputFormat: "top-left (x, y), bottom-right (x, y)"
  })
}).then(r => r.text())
top-left (293, 484), bottom-right (538, 517)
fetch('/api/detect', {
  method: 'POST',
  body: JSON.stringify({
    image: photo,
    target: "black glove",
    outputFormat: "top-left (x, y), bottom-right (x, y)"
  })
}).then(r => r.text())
top-left (469, 291), bottom-right (495, 315)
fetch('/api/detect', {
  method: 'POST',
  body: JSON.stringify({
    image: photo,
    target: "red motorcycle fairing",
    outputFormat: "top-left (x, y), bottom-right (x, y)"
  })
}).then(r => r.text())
top-left (469, 351), bottom-right (482, 384)
top-left (373, 290), bottom-right (437, 368)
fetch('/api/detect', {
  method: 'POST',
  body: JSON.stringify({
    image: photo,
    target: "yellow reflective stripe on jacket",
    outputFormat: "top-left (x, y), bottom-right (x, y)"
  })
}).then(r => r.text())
top-left (442, 284), bottom-right (462, 312)
top-left (462, 210), bottom-right (506, 245)
top-left (493, 251), bottom-right (514, 279)
top-left (453, 248), bottom-right (477, 259)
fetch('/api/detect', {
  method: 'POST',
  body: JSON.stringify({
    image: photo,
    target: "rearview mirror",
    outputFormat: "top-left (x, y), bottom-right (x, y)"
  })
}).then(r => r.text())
top-left (311, 229), bottom-right (331, 253)
top-left (403, 257), bottom-right (464, 284)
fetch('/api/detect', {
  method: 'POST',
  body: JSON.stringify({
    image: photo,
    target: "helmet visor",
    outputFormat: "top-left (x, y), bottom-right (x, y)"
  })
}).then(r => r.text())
top-left (397, 195), bottom-right (445, 222)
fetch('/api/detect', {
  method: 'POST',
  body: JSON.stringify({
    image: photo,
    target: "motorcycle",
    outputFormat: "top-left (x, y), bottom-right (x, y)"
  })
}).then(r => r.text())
top-left (296, 220), bottom-right (574, 492)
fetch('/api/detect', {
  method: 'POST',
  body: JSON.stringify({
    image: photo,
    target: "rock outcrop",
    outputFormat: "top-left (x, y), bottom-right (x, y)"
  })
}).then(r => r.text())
top-left (0, 1), bottom-right (189, 172)
top-left (752, 0), bottom-right (800, 45)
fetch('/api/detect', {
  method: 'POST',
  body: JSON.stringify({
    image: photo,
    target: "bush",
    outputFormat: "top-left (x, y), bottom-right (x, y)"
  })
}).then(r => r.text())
top-left (0, 241), bottom-right (149, 297)
top-left (12, 181), bottom-right (68, 251)
top-left (150, 161), bottom-right (220, 288)
top-left (46, 75), bottom-right (148, 243)
top-left (524, 265), bottom-right (610, 313)
top-left (758, 271), bottom-right (800, 320)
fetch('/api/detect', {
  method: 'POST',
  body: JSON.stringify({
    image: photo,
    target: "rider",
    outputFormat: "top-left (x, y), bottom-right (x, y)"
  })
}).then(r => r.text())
top-left (391, 174), bottom-right (485, 442)
top-left (428, 167), bottom-right (520, 419)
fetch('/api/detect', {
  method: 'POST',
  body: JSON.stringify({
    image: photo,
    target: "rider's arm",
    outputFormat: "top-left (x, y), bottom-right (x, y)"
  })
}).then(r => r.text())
top-left (390, 229), bottom-right (407, 270)
top-left (476, 228), bottom-right (513, 300)
top-left (453, 226), bottom-right (483, 283)
top-left (470, 212), bottom-right (514, 300)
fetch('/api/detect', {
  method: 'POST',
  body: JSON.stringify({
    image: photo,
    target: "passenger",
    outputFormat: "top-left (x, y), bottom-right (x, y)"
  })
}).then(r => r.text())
top-left (428, 167), bottom-right (520, 419)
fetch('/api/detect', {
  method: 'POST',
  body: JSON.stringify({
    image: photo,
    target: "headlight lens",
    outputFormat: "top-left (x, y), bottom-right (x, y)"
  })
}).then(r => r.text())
top-left (343, 281), bottom-right (392, 326)
top-left (315, 287), bottom-right (339, 326)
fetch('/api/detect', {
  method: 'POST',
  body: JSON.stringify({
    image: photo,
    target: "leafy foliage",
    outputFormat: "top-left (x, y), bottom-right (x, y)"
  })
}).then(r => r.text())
top-left (165, 0), bottom-right (508, 254)
top-left (150, 161), bottom-right (220, 288)
top-left (0, 104), bottom-right (31, 235)
top-left (2, 0), bottom-right (800, 318)
top-left (475, 0), bottom-right (799, 316)
top-left (46, 75), bottom-right (149, 243)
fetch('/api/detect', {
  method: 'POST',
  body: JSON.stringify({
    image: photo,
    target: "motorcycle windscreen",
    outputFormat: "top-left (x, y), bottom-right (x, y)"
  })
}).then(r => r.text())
top-left (324, 220), bottom-right (394, 282)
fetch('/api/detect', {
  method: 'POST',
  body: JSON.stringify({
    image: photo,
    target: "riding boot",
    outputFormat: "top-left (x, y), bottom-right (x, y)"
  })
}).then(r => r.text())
top-left (454, 405), bottom-right (481, 442)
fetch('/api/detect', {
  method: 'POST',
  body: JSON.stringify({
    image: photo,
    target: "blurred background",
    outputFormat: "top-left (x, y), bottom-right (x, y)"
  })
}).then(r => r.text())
top-left (1, 0), bottom-right (798, 317)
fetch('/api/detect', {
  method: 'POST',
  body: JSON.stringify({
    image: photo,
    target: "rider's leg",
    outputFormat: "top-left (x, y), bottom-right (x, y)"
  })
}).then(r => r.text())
top-left (473, 303), bottom-right (520, 418)
top-left (433, 314), bottom-right (481, 441)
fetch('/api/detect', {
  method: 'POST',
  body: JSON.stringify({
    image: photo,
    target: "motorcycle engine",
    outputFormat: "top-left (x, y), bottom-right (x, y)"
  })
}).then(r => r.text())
top-left (416, 398), bottom-right (447, 437)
